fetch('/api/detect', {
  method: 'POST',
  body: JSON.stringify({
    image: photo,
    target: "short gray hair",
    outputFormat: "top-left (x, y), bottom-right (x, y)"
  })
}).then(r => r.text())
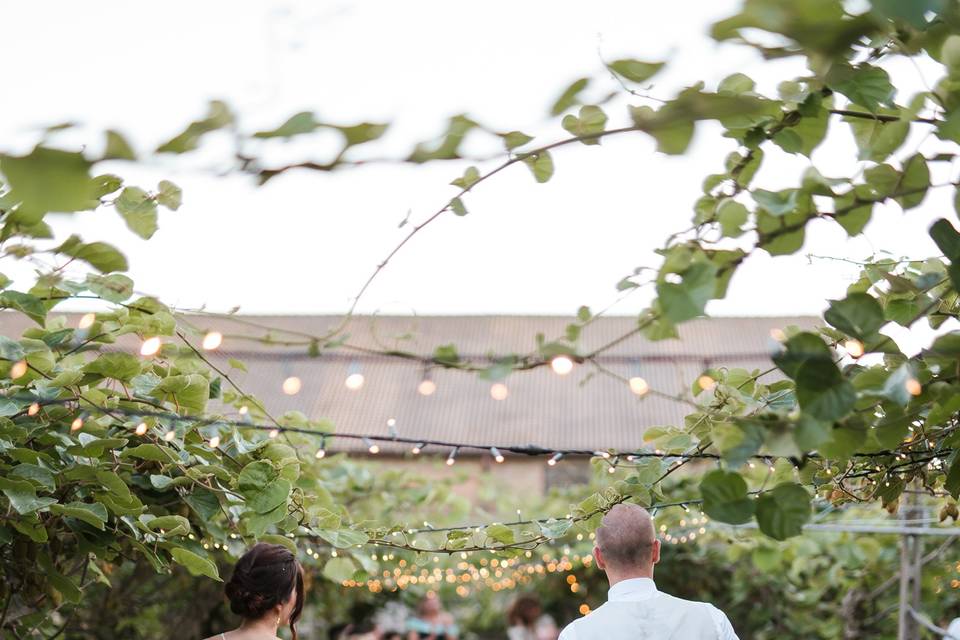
top-left (594, 504), bottom-right (656, 569)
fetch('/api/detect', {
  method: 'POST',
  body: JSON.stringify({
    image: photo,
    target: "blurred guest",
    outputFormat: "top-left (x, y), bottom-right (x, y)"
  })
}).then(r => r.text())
top-left (406, 594), bottom-right (459, 640)
top-left (507, 594), bottom-right (558, 640)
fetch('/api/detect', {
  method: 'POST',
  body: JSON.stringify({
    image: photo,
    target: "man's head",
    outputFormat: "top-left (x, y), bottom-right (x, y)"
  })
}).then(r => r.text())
top-left (593, 503), bottom-right (660, 581)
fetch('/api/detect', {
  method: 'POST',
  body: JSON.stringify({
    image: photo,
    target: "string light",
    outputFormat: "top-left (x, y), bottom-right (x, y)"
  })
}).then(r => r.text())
top-left (769, 328), bottom-right (786, 342)
top-left (163, 429), bottom-right (176, 441)
top-left (843, 339), bottom-right (864, 358)
top-left (629, 376), bottom-right (649, 396)
top-left (417, 376), bottom-right (437, 396)
top-left (608, 456), bottom-right (619, 474)
top-left (550, 356), bottom-right (574, 376)
top-left (27, 402), bottom-right (39, 416)
top-left (315, 436), bottom-right (327, 459)
top-left (345, 372), bottom-right (365, 390)
top-left (906, 378), bottom-right (922, 396)
top-left (70, 416), bottom-right (83, 432)
top-left (208, 435), bottom-right (221, 448)
top-left (140, 337), bottom-right (161, 357)
top-left (282, 376), bottom-right (302, 395)
top-left (135, 422), bottom-right (148, 435)
top-left (594, 451), bottom-right (611, 459)
top-left (78, 313), bottom-right (96, 329)
top-left (268, 428), bottom-right (280, 439)
top-left (239, 405), bottom-right (249, 415)
top-left (387, 417), bottom-right (398, 438)
top-left (548, 452), bottom-right (564, 466)
top-left (10, 360), bottom-right (27, 379)
top-left (697, 375), bottom-right (716, 391)
top-left (490, 383), bottom-right (509, 401)
top-left (447, 447), bottom-right (459, 466)
top-left (411, 442), bottom-right (425, 455)
top-left (202, 331), bottom-right (223, 351)
top-left (491, 447), bottom-right (505, 463)
top-left (364, 437), bottom-right (380, 454)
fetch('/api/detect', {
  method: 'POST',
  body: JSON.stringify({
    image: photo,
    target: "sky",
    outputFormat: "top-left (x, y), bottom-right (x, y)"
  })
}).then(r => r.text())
top-left (0, 0), bottom-right (954, 353)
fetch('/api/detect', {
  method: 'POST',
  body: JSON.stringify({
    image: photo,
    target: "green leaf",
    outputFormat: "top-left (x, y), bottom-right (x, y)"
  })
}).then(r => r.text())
top-left (847, 113), bottom-right (908, 161)
top-left (95, 469), bottom-right (132, 503)
top-left (50, 501), bottom-right (107, 529)
top-left (700, 470), bottom-right (754, 524)
top-left (238, 460), bottom-right (278, 492)
top-left (826, 64), bottom-right (895, 113)
top-left (712, 421), bottom-right (764, 468)
top-left (153, 374), bottom-right (209, 413)
top-left (115, 187), bottom-right (159, 239)
top-left (247, 479), bottom-right (291, 514)
top-left (499, 131), bottom-right (534, 150)
top-left (157, 100), bottom-right (234, 153)
top-left (56, 235), bottom-right (128, 273)
top-left (83, 352), bottom-right (142, 381)
top-left (0, 477), bottom-right (57, 515)
top-left (0, 336), bottom-right (24, 362)
top-left (0, 291), bottom-right (46, 325)
top-left (824, 293), bottom-right (885, 339)
top-left (450, 166), bottom-right (480, 190)
top-left (930, 219), bottom-right (960, 261)
top-left (772, 129), bottom-right (803, 154)
top-left (157, 180), bottom-right (182, 210)
top-left (895, 154), bottom-right (930, 210)
top-left (450, 197), bottom-right (468, 216)
top-left (323, 557), bottom-right (358, 583)
top-left (86, 273), bottom-right (135, 303)
top-left (120, 443), bottom-right (177, 462)
top-left (753, 189), bottom-right (799, 216)
top-left (0, 147), bottom-right (94, 213)
top-left (550, 77), bottom-right (590, 116)
top-left (717, 200), bottom-right (748, 237)
top-left (253, 111), bottom-right (320, 139)
top-left (562, 106), bottom-right (608, 145)
top-left (871, 0), bottom-right (944, 28)
top-left (718, 73), bottom-right (755, 95)
top-left (145, 515), bottom-right (191, 536)
top-left (484, 523), bottom-right (515, 544)
top-left (227, 358), bottom-right (248, 372)
top-left (337, 122), bottom-right (388, 147)
top-left (755, 483), bottom-right (811, 540)
top-left (538, 519), bottom-right (573, 539)
top-left (259, 534), bottom-right (298, 554)
top-left (104, 130), bottom-right (136, 160)
top-left (656, 261), bottom-right (718, 323)
top-left (608, 59), bottom-right (664, 83)
top-left (315, 528), bottom-right (369, 548)
top-left (946, 451), bottom-right (960, 498)
top-left (171, 547), bottom-right (221, 581)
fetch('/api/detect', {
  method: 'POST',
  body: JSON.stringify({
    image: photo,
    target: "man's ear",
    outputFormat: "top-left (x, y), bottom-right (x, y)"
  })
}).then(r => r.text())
top-left (593, 545), bottom-right (606, 570)
top-left (650, 539), bottom-right (661, 566)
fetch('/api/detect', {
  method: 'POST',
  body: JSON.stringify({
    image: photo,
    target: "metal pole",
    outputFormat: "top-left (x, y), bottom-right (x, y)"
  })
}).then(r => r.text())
top-left (898, 489), bottom-right (923, 640)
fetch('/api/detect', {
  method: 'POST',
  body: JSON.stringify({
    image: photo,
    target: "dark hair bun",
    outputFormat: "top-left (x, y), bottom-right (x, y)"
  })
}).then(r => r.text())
top-left (225, 543), bottom-right (299, 619)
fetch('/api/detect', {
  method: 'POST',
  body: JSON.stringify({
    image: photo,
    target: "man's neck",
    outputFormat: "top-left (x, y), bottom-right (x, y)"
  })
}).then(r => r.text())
top-left (606, 568), bottom-right (654, 589)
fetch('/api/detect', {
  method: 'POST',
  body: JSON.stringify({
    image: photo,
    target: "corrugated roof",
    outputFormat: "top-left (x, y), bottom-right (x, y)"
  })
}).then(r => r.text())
top-left (0, 313), bottom-right (818, 453)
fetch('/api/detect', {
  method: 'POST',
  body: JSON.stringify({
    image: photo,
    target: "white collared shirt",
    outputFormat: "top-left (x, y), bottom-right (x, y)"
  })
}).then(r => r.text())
top-left (558, 577), bottom-right (739, 640)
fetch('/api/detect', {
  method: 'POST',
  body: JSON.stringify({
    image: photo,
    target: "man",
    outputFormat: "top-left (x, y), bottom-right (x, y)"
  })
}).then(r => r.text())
top-left (558, 504), bottom-right (738, 640)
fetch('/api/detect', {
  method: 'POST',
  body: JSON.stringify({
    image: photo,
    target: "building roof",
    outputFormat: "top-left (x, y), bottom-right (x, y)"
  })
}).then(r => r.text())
top-left (0, 313), bottom-right (818, 454)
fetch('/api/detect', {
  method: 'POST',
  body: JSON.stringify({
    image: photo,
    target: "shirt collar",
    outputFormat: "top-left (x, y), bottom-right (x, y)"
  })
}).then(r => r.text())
top-left (607, 577), bottom-right (658, 602)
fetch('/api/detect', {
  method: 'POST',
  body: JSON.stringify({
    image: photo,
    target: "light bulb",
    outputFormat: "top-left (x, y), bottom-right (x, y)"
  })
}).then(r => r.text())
top-left (446, 447), bottom-right (459, 466)
top-left (345, 373), bottom-right (365, 390)
top-left (238, 405), bottom-right (248, 415)
top-left (163, 430), bottom-right (176, 441)
top-left (71, 417), bottom-right (83, 431)
top-left (315, 447), bottom-right (326, 459)
top-left (548, 452), bottom-right (563, 466)
top-left (78, 313), bottom-right (96, 329)
top-left (491, 447), bottom-right (504, 463)
top-left (697, 375), bottom-right (716, 391)
top-left (10, 360), bottom-right (27, 379)
top-left (594, 450), bottom-right (611, 459)
top-left (843, 338), bottom-right (864, 358)
top-left (282, 376), bottom-right (302, 395)
top-left (905, 378), bottom-right (922, 396)
top-left (208, 435), bottom-right (221, 448)
top-left (490, 383), bottom-right (509, 400)
top-left (550, 356), bottom-right (574, 375)
top-left (140, 337), bottom-right (161, 356)
top-left (608, 465), bottom-right (616, 474)
top-left (202, 331), bottom-right (223, 351)
top-left (268, 428), bottom-right (280, 439)
top-left (27, 402), bottom-right (39, 416)
top-left (363, 437), bottom-right (379, 454)
top-left (418, 379), bottom-right (436, 396)
top-left (135, 422), bottom-right (148, 435)
top-left (412, 442), bottom-right (425, 455)
top-left (629, 376), bottom-right (649, 396)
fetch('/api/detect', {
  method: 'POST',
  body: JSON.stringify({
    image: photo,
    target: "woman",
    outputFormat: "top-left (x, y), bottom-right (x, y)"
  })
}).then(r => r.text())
top-left (206, 543), bottom-right (305, 640)
top-left (405, 594), bottom-right (459, 640)
top-left (507, 594), bottom-right (558, 640)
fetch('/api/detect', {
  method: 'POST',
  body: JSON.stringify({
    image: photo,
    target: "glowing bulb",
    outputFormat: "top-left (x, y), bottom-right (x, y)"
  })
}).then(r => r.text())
top-left (769, 328), bottom-right (786, 342)
top-left (548, 452), bottom-right (563, 466)
top-left (697, 375), bottom-right (716, 391)
top-left (70, 417), bottom-right (83, 431)
top-left (208, 435), bottom-right (220, 448)
top-left (906, 378), bottom-right (922, 396)
top-left (594, 451), bottom-right (611, 459)
top-left (268, 429), bottom-right (280, 439)
top-left (491, 447), bottom-right (504, 463)
top-left (140, 337), bottom-right (161, 356)
top-left (135, 422), bottom-right (148, 436)
top-left (629, 376), bottom-right (649, 396)
top-left (412, 442), bottom-right (425, 455)
top-left (202, 331), bottom-right (223, 351)
top-left (550, 356), bottom-right (574, 375)
top-left (608, 465), bottom-right (616, 474)
top-left (418, 379), bottom-right (436, 396)
top-left (10, 360), bottom-right (27, 379)
top-left (27, 402), bottom-right (39, 416)
top-left (364, 437), bottom-right (379, 454)
top-left (490, 383), bottom-right (509, 400)
top-left (345, 373), bottom-right (365, 390)
top-left (238, 405), bottom-right (248, 415)
top-left (78, 313), bottom-right (96, 329)
top-left (315, 447), bottom-right (326, 459)
top-left (843, 339), bottom-right (864, 358)
top-left (163, 430), bottom-right (176, 441)
top-left (282, 376), bottom-right (302, 395)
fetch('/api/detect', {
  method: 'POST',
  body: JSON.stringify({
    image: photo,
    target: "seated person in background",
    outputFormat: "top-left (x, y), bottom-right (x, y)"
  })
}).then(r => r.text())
top-left (406, 594), bottom-right (459, 640)
top-left (507, 594), bottom-right (559, 640)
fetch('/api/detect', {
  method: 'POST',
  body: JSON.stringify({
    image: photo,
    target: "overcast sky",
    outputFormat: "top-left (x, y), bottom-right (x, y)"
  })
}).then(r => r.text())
top-left (0, 0), bottom-right (953, 355)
